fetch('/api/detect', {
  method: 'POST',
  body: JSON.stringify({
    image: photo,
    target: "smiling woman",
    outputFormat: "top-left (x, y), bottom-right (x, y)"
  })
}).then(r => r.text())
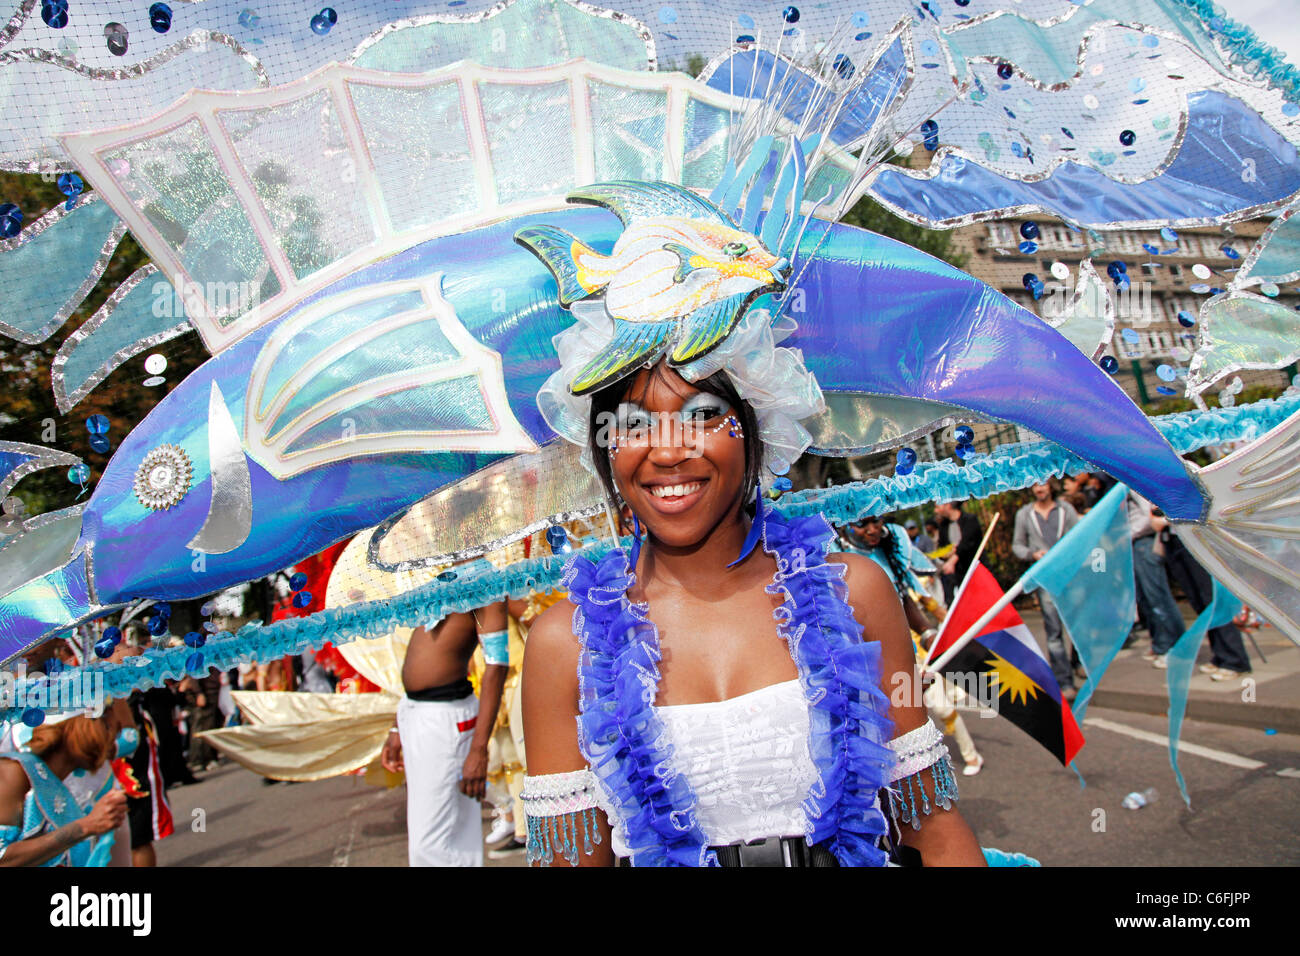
top-left (520, 356), bottom-right (988, 867)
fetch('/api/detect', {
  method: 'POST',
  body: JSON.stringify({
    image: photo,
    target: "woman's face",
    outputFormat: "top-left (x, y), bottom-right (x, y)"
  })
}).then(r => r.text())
top-left (605, 365), bottom-right (748, 549)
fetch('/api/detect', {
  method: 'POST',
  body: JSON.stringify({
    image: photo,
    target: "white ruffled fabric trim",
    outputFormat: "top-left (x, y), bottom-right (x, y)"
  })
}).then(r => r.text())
top-left (537, 304), bottom-right (825, 480)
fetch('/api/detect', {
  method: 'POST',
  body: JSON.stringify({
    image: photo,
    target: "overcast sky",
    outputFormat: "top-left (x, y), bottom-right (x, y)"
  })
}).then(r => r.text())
top-left (1222, 0), bottom-right (1300, 68)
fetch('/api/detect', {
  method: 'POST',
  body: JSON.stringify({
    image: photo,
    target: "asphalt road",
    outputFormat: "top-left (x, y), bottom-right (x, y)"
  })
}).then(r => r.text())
top-left (154, 705), bottom-right (1299, 867)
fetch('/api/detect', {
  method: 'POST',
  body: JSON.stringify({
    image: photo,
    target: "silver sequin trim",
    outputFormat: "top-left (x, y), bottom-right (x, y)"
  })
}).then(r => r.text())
top-left (889, 722), bottom-right (949, 782)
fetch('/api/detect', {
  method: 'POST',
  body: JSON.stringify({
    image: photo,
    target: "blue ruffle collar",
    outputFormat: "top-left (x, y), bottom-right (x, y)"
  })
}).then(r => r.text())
top-left (564, 508), bottom-right (894, 866)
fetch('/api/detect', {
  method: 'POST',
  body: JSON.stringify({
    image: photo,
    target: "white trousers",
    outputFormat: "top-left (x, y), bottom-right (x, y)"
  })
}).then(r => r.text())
top-left (923, 678), bottom-right (981, 766)
top-left (397, 696), bottom-right (483, 867)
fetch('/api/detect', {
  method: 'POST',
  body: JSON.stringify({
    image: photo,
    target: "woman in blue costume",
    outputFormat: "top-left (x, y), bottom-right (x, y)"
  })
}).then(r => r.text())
top-left (0, 712), bottom-right (129, 867)
top-left (519, 292), bottom-right (986, 865)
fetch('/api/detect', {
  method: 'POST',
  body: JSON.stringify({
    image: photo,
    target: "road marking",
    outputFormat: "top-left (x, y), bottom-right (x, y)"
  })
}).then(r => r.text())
top-left (1277, 768), bottom-right (1300, 779)
top-left (1083, 717), bottom-right (1267, 770)
top-left (331, 789), bottom-right (389, 867)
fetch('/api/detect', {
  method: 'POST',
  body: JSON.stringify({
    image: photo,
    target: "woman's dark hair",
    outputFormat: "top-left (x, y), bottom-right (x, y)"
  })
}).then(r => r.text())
top-left (854, 517), bottom-right (911, 599)
top-left (587, 362), bottom-right (762, 520)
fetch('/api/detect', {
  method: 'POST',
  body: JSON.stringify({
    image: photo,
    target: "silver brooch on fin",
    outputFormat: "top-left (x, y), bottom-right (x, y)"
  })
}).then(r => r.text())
top-left (133, 444), bottom-right (192, 511)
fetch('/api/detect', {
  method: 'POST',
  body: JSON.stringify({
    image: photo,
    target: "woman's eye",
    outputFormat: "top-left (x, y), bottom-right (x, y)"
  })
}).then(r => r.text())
top-left (685, 404), bottom-right (723, 421)
top-left (680, 395), bottom-right (731, 422)
top-left (617, 406), bottom-right (653, 432)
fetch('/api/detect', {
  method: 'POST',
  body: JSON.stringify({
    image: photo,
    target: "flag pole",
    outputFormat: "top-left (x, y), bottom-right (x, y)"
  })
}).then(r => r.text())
top-left (922, 511), bottom-right (1000, 668)
top-left (926, 576), bottom-right (1026, 673)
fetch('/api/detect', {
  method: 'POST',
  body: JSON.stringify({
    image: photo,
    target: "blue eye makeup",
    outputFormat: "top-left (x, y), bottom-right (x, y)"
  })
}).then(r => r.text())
top-left (616, 403), bottom-right (653, 432)
top-left (680, 393), bottom-right (731, 421)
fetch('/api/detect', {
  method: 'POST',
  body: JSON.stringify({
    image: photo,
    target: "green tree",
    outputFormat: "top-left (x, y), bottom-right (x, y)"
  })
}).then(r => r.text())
top-left (0, 171), bottom-right (207, 517)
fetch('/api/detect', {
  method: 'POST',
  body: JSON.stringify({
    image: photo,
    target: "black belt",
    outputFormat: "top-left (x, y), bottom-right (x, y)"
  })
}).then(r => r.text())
top-left (404, 678), bottom-right (473, 702)
top-left (710, 837), bottom-right (839, 868)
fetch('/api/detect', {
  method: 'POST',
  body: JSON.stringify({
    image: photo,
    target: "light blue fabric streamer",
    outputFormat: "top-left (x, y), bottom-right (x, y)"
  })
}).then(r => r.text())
top-left (1165, 580), bottom-right (1242, 808)
top-left (1021, 483), bottom-right (1135, 728)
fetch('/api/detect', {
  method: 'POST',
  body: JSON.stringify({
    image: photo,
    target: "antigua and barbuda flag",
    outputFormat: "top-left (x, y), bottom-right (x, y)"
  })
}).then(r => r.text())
top-left (929, 563), bottom-right (1085, 766)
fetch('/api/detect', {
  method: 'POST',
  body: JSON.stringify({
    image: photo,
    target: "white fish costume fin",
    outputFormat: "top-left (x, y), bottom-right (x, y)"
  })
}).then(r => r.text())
top-left (1177, 410), bottom-right (1300, 646)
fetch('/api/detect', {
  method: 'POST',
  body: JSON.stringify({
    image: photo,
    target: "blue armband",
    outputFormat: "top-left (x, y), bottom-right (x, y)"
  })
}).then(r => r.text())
top-left (479, 629), bottom-right (509, 666)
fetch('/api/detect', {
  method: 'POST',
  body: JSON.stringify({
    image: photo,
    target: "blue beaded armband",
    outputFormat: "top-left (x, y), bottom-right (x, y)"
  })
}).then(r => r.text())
top-left (888, 754), bottom-right (959, 829)
top-left (525, 807), bottom-right (603, 866)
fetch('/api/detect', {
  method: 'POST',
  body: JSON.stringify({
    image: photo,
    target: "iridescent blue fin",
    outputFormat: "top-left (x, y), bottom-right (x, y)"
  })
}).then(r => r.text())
top-left (568, 181), bottom-right (732, 227)
top-left (570, 319), bottom-right (675, 396)
top-left (0, 441), bottom-right (82, 501)
top-left (669, 292), bottom-right (753, 365)
top-left (513, 225), bottom-right (599, 306)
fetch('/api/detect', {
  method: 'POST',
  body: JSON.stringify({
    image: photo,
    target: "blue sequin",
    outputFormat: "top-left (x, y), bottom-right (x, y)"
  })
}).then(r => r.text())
top-left (104, 625), bottom-right (121, 644)
top-left (291, 590), bottom-right (313, 609)
top-left (93, 637), bottom-right (115, 659)
top-left (88, 435), bottom-right (110, 454)
top-left (85, 414), bottom-right (110, 435)
top-left (1121, 328), bottom-right (1140, 344)
top-left (1018, 240), bottom-right (1038, 254)
top-left (57, 172), bottom-right (84, 198)
top-left (40, 0), bottom-right (67, 28)
top-left (546, 525), bottom-right (571, 555)
top-left (1119, 129), bottom-right (1136, 146)
top-left (186, 651), bottom-right (205, 673)
top-left (1156, 386), bottom-right (1177, 396)
top-left (183, 631), bottom-right (205, 648)
top-left (21, 708), bottom-right (45, 728)
top-left (920, 118), bottom-right (939, 151)
top-left (657, 6), bottom-right (676, 24)
top-left (782, 5), bottom-right (799, 23)
top-left (833, 54), bottom-right (854, 79)
top-left (1156, 364), bottom-right (1177, 382)
top-left (1019, 221), bottom-right (1040, 240)
top-left (149, 2), bottom-right (171, 32)
top-left (67, 463), bottom-right (89, 485)
top-left (0, 202), bottom-right (22, 238)
top-left (896, 447), bottom-right (918, 469)
top-left (954, 425), bottom-right (974, 444)
top-left (997, 62), bottom-right (1012, 80)
top-left (773, 476), bottom-right (793, 492)
top-left (1160, 226), bottom-right (1179, 242)
top-left (1177, 311), bottom-right (1196, 328)
top-left (310, 9), bottom-right (334, 34)
top-left (289, 571), bottom-right (308, 591)
top-left (1100, 356), bottom-right (1119, 374)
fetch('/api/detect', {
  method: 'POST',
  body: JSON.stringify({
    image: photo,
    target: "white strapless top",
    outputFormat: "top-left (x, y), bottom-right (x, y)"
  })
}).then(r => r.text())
top-left (608, 679), bottom-right (819, 856)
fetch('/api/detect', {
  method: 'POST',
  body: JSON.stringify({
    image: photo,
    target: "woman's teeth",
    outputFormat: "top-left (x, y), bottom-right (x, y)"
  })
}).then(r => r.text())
top-left (650, 482), bottom-right (702, 498)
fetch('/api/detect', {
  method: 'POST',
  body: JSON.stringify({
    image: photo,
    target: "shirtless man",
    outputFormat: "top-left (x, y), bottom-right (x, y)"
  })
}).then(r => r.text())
top-left (381, 600), bottom-right (510, 867)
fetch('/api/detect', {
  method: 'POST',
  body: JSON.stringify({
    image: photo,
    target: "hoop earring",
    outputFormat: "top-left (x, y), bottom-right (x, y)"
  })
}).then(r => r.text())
top-left (727, 483), bottom-right (764, 569)
top-left (629, 511), bottom-right (644, 572)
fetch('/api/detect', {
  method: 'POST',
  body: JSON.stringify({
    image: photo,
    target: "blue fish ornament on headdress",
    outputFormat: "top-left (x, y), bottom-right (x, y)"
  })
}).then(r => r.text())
top-left (516, 181), bottom-right (789, 394)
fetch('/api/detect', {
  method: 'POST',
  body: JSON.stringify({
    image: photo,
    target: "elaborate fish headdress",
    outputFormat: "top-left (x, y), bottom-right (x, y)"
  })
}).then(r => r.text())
top-left (1, 0), bottom-right (1300, 708)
